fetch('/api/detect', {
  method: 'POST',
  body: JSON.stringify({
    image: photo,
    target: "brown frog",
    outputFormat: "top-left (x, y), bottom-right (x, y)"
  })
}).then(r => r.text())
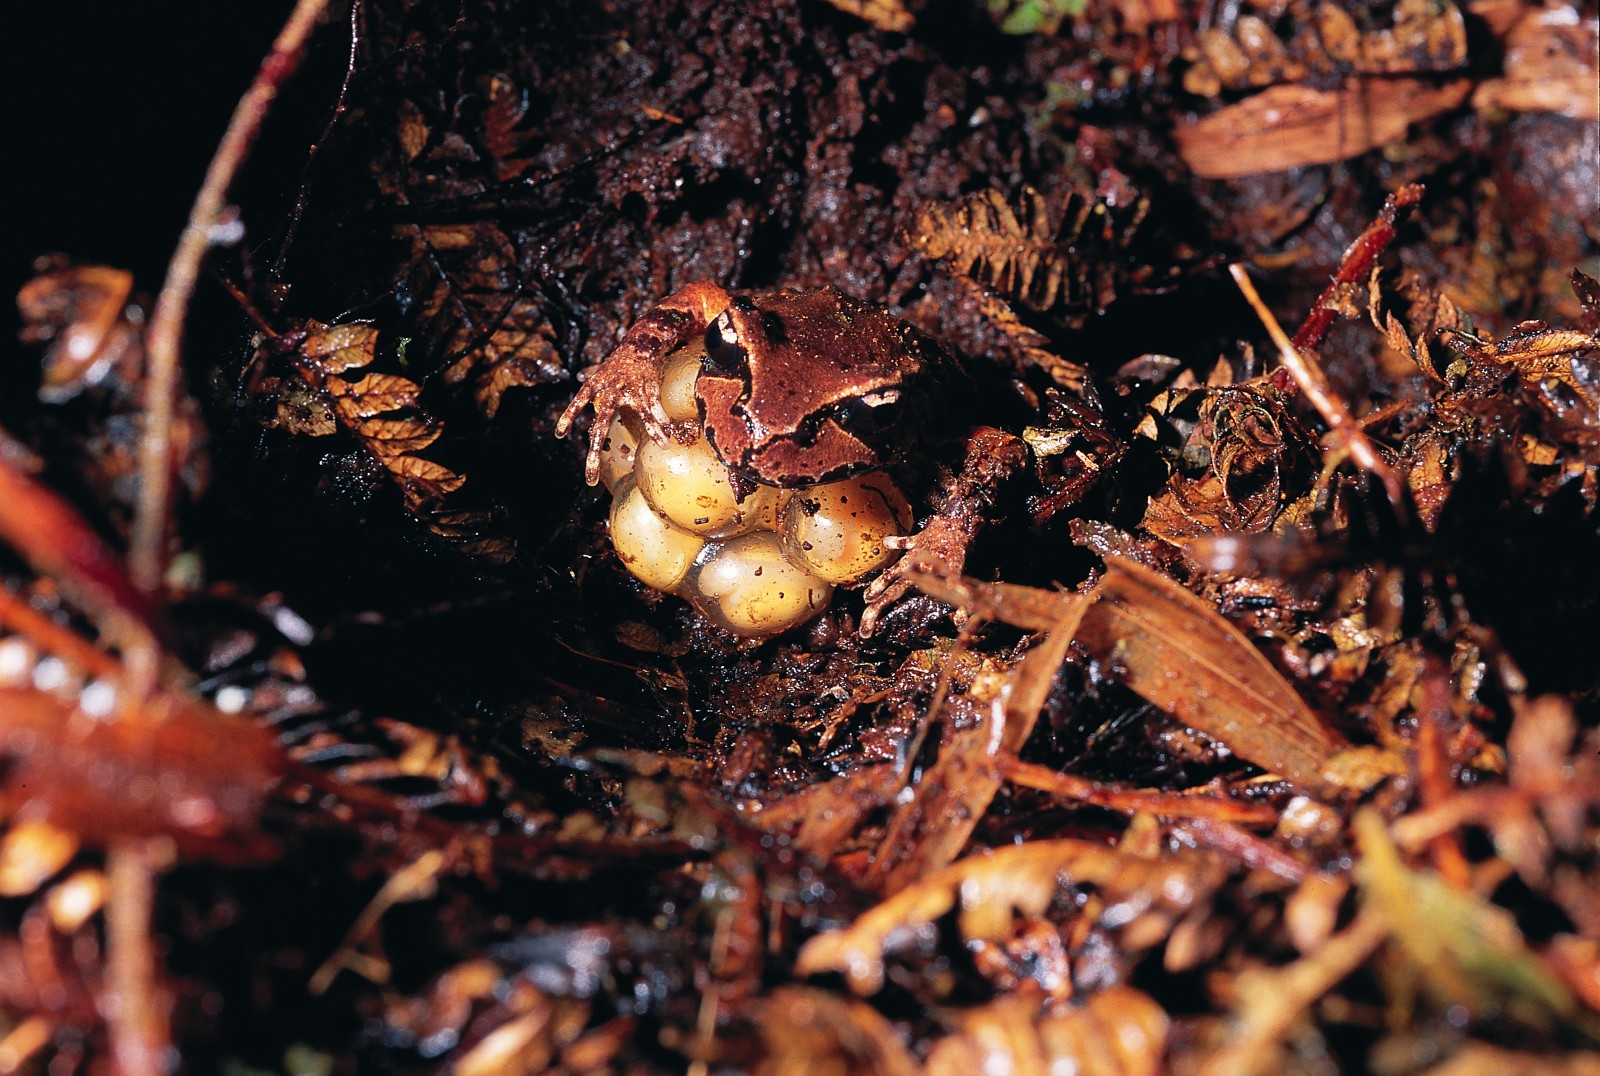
top-left (558, 281), bottom-right (1027, 634)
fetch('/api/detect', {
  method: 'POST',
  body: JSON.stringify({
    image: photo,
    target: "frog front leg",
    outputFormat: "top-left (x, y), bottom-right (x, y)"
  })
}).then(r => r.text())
top-left (860, 427), bottom-right (1030, 636)
top-left (556, 281), bottom-right (733, 486)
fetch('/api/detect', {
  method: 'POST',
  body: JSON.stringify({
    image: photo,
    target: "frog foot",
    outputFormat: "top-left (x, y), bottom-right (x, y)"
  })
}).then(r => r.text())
top-left (556, 345), bottom-right (674, 486)
top-left (859, 514), bottom-right (973, 637)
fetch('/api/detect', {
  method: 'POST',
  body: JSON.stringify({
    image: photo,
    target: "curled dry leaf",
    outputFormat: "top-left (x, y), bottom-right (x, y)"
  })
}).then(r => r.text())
top-left (925, 988), bottom-right (1169, 1076)
top-left (15, 263), bottom-right (141, 402)
top-left (1445, 319), bottom-right (1600, 409)
top-left (1176, 78), bottom-right (1472, 178)
top-left (794, 839), bottom-right (1225, 995)
top-left (750, 986), bottom-right (920, 1076)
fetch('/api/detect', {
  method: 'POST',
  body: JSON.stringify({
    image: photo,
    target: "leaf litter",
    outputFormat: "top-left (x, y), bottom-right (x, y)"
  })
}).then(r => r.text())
top-left (1, 0), bottom-right (1598, 1072)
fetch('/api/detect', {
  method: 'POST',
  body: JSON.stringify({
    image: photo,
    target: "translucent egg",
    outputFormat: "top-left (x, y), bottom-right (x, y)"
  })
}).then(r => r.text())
top-left (689, 532), bottom-right (833, 636)
top-left (658, 340), bottom-right (706, 423)
top-left (636, 431), bottom-right (778, 537)
top-left (779, 474), bottom-right (913, 584)
top-left (608, 474), bottom-right (704, 593)
top-left (598, 414), bottom-right (642, 493)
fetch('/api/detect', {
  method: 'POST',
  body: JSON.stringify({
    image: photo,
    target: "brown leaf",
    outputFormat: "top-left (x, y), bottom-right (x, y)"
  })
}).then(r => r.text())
top-left (1176, 78), bottom-right (1472, 178)
top-left (479, 74), bottom-right (539, 181)
top-left (914, 557), bottom-right (1345, 791)
top-left (750, 987), bottom-right (921, 1076)
top-left (300, 322), bottom-right (381, 374)
top-left (872, 644), bottom-right (1027, 893)
top-left (440, 294), bottom-right (565, 419)
top-left (959, 280), bottom-right (1087, 391)
top-left (1080, 557), bottom-right (1345, 790)
top-left (426, 507), bottom-right (517, 565)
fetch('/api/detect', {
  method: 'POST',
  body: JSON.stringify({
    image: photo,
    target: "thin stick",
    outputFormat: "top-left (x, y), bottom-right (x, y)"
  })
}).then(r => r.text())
top-left (130, 0), bottom-right (332, 596)
top-left (113, 7), bottom-right (330, 1071)
top-left (106, 841), bottom-right (168, 1076)
top-left (1292, 183), bottom-right (1423, 352)
top-left (1230, 262), bottom-right (1408, 511)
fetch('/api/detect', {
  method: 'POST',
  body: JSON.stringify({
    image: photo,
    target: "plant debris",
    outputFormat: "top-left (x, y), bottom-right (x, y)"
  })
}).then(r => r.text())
top-left (3, 0), bottom-right (1598, 1072)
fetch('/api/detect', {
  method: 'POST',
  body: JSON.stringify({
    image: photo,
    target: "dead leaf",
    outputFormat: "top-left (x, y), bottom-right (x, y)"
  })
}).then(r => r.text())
top-left (1176, 78), bottom-right (1472, 178)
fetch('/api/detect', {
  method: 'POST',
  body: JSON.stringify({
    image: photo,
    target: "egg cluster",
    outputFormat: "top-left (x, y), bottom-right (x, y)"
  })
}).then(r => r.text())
top-left (600, 342), bottom-right (912, 637)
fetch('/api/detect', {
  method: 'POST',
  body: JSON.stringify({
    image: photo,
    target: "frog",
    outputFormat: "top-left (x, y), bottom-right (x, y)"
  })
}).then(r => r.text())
top-left (557, 281), bottom-right (1028, 635)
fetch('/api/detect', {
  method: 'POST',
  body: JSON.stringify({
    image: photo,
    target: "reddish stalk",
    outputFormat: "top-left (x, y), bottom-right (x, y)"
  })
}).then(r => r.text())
top-left (1292, 183), bottom-right (1424, 352)
top-left (130, 0), bottom-right (332, 597)
top-left (1174, 816), bottom-right (1310, 883)
top-left (1004, 758), bottom-right (1280, 825)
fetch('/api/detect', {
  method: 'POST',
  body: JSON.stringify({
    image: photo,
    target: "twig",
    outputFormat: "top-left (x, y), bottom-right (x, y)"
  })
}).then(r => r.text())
top-left (105, 840), bottom-right (168, 1076)
top-left (1174, 816), bottom-right (1311, 883)
top-left (1230, 263), bottom-right (1408, 512)
top-left (0, 587), bottom-right (122, 683)
top-left (113, 6), bottom-right (330, 1072)
top-left (130, 0), bottom-right (332, 597)
top-left (1003, 758), bottom-right (1280, 825)
top-left (1292, 183), bottom-right (1424, 352)
top-left (272, 0), bottom-right (362, 277)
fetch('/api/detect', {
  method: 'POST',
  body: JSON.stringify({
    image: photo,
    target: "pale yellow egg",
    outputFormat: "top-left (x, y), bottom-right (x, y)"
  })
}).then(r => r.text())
top-left (689, 531), bottom-right (833, 636)
top-left (636, 431), bottom-right (778, 537)
top-left (598, 414), bottom-right (642, 493)
top-left (608, 474), bottom-right (704, 593)
top-left (658, 340), bottom-right (706, 423)
top-left (779, 474), bottom-right (913, 585)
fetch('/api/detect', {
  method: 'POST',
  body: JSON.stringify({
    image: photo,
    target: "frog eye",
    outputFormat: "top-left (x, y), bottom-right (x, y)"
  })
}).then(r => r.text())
top-left (703, 310), bottom-right (747, 377)
top-left (835, 388), bottom-right (904, 438)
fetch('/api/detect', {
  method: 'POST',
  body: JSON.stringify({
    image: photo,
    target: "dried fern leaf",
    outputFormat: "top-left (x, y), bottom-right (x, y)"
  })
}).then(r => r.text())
top-left (909, 185), bottom-right (1127, 318)
top-left (294, 321), bottom-right (467, 513)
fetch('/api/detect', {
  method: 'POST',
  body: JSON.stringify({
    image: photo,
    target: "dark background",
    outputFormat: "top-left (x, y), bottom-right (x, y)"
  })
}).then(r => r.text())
top-left (6, 5), bottom-right (297, 347)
